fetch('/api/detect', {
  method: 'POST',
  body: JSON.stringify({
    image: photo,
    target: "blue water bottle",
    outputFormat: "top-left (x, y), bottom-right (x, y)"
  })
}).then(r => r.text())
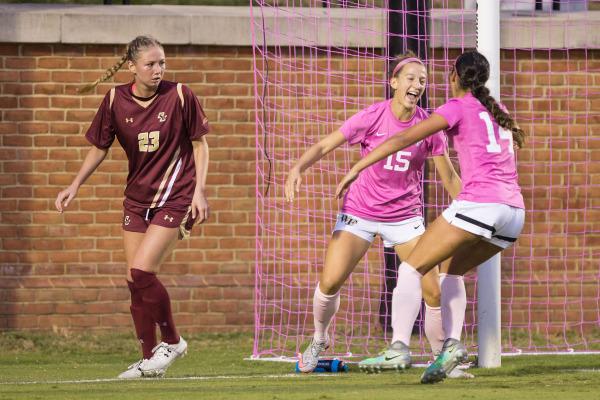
top-left (295, 359), bottom-right (348, 373)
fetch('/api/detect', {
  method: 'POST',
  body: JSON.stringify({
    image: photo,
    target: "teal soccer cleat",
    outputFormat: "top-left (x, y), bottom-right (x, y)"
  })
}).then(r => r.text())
top-left (358, 341), bottom-right (411, 373)
top-left (421, 338), bottom-right (468, 384)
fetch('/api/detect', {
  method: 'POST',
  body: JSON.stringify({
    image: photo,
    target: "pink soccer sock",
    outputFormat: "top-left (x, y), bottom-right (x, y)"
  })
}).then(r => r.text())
top-left (391, 262), bottom-right (423, 346)
top-left (312, 284), bottom-right (340, 343)
top-left (424, 304), bottom-right (444, 355)
top-left (440, 273), bottom-right (467, 341)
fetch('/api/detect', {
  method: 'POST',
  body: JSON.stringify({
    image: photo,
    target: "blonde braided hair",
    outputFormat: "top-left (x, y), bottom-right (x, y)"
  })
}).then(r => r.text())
top-left (78, 35), bottom-right (163, 94)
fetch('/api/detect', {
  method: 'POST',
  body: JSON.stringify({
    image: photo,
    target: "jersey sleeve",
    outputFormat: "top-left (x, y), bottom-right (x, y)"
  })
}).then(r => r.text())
top-left (182, 85), bottom-right (210, 140)
top-left (433, 98), bottom-right (462, 131)
top-left (427, 130), bottom-right (448, 157)
top-left (339, 108), bottom-right (374, 145)
top-left (85, 91), bottom-right (115, 149)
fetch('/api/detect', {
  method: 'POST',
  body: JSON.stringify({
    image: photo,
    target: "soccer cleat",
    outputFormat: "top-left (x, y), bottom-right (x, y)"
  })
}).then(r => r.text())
top-left (118, 359), bottom-right (161, 379)
top-left (140, 336), bottom-right (188, 377)
top-left (430, 349), bottom-right (474, 380)
top-left (421, 338), bottom-right (468, 384)
top-left (297, 337), bottom-right (329, 373)
top-left (358, 341), bottom-right (411, 373)
top-left (447, 366), bottom-right (475, 379)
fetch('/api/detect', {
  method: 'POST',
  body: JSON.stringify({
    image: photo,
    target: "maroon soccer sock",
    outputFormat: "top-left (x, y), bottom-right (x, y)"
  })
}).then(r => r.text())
top-left (130, 269), bottom-right (180, 345)
top-left (127, 281), bottom-right (157, 359)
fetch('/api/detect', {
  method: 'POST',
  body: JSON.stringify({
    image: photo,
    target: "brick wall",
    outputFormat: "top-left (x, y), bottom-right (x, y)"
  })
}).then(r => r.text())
top-left (0, 44), bottom-right (256, 333)
top-left (1, 43), bottom-right (599, 336)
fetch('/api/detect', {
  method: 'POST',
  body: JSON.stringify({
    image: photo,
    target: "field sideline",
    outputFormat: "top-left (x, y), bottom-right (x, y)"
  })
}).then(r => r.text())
top-left (0, 333), bottom-right (598, 400)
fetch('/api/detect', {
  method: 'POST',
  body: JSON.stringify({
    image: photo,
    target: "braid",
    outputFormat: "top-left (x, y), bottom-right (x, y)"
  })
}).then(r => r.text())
top-left (456, 51), bottom-right (525, 149)
top-left (77, 53), bottom-right (127, 94)
top-left (471, 85), bottom-right (525, 149)
top-left (77, 35), bottom-right (163, 95)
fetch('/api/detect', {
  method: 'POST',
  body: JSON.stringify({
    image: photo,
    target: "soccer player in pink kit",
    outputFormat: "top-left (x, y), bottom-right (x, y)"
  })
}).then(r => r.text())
top-left (285, 52), bottom-right (462, 373)
top-left (55, 36), bottom-right (210, 379)
top-left (337, 50), bottom-right (526, 384)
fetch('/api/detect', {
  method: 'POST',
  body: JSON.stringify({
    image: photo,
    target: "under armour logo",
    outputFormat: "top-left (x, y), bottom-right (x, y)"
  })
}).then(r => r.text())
top-left (164, 215), bottom-right (173, 223)
top-left (339, 214), bottom-right (358, 226)
top-left (124, 215), bottom-right (131, 226)
top-left (157, 112), bottom-right (167, 122)
top-left (126, 117), bottom-right (133, 123)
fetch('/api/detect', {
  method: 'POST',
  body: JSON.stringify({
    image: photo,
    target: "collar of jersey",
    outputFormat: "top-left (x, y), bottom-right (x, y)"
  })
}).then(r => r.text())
top-left (129, 82), bottom-right (161, 101)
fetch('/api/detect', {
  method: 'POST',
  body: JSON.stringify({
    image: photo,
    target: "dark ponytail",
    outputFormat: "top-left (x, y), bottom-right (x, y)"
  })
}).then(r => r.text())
top-left (455, 51), bottom-right (525, 149)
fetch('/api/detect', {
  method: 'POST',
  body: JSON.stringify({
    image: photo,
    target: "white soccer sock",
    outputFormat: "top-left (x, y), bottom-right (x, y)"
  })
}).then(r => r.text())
top-left (440, 273), bottom-right (467, 341)
top-left (424, 303), bottom-right (444, 355)
top-left (313, 283), bottom-right (340, 343)
top-left (391, 262), bottom-right (423, 346)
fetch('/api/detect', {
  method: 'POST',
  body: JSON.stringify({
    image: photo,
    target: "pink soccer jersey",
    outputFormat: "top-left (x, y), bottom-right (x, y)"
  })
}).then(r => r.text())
top-left (85, 81), bottom-right (209, 209)
top-left (340, 100), bottom-right (448, 222)
top-left (434, 93), bottom-right (524, 209)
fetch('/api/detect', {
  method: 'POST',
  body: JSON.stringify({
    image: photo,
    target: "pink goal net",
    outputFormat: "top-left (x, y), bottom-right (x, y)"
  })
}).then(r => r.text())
top-left (251, 0), bottom-right (600, 360)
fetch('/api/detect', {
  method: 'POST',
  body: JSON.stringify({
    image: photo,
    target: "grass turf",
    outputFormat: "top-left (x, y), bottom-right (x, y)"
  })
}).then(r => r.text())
top-left (0, 332), bottom-right (598, 400)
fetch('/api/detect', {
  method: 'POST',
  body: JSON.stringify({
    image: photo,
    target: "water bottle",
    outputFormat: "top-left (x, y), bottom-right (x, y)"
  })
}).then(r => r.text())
top-left (295, 359), bottom-right (348, 373)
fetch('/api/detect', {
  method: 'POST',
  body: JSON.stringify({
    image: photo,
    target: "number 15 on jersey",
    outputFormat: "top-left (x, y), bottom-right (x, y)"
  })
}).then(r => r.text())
top-left (383, 151), bottom-right (412, 172)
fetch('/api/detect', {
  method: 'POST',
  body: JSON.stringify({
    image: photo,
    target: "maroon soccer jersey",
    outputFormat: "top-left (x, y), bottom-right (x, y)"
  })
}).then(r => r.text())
top-left (86, 81), bottom-right (209, 209)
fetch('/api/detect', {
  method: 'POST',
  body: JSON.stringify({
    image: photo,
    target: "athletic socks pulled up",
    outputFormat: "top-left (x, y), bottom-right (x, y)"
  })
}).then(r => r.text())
top-left (130, 268), bottom-right (179, 345)
top-left (127, 280), bottom-right (157, 360)
top-left (391, 262), bottom-right (423, 346)
top-left (312, 283), bottom-right (340, 343)
top-left (440, 273), bottom-right (467, 341)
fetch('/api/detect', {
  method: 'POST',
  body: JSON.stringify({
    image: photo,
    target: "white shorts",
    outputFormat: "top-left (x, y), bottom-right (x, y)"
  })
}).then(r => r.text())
top-left (442, 200), bottom-right (525, 249)
top-left (333, 213), bottom-right (425, 248)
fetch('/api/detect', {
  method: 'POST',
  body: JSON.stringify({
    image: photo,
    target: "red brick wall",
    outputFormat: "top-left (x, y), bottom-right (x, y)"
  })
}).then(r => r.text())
top-left (0, 44), bottom-right (256, 333)
top-left (1, 43), bottom-right (599, 337)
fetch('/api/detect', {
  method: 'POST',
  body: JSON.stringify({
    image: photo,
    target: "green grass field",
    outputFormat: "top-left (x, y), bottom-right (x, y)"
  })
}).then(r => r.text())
top-left (0, 332), bottom-right (598, 400)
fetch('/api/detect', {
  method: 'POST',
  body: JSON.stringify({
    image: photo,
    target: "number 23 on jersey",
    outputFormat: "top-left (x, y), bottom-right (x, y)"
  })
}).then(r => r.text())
top-left (138, 131), bottom-right (160, 152)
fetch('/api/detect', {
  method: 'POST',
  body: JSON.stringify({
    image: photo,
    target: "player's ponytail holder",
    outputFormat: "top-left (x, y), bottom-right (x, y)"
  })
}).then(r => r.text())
top-left (391, 57), bottom-right (424, 77)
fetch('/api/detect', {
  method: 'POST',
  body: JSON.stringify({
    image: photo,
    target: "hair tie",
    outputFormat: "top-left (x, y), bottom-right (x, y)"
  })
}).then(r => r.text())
top-left (391, 57), bottom-right (424, 77)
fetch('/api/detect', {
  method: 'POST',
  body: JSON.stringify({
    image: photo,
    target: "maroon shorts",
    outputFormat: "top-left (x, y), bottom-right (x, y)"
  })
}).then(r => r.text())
top-left (122, 204), bottom-right (196, 239)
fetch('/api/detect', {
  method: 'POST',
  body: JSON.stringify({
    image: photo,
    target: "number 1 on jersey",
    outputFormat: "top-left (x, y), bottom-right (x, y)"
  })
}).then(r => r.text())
top-left (480, 112), bottom-right (513, 154)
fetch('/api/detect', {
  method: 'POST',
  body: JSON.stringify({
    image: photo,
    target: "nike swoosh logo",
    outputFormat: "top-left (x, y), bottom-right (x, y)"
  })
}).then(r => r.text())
top-left (384, 355), bottom-right (403, 361)
top-left (413, 226), bottom-right (420, 229)
top-left (375, 132), bottom-right (386, 137)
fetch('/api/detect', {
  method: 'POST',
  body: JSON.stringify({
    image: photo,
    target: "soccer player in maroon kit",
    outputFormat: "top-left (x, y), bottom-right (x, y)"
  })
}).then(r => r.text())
top-left (55, 35), bottom-right (210, 379)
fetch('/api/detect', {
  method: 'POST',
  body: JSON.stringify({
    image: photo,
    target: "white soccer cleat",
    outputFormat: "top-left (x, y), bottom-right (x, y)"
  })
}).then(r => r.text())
top-left (140, 336), bottom-right (188, 377)
top-left (447, 366), bottom-right (475, 379)
top-left (118, 359), bottom-right (160, 379)
top-left (297, 337), bottom-right (329, 373)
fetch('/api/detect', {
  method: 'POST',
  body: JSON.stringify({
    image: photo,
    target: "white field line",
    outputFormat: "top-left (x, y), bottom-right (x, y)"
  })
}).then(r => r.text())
top-left (243, 356), bottom-right (429, 368)
top-left (0, 373), bottom-right (341, 386)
